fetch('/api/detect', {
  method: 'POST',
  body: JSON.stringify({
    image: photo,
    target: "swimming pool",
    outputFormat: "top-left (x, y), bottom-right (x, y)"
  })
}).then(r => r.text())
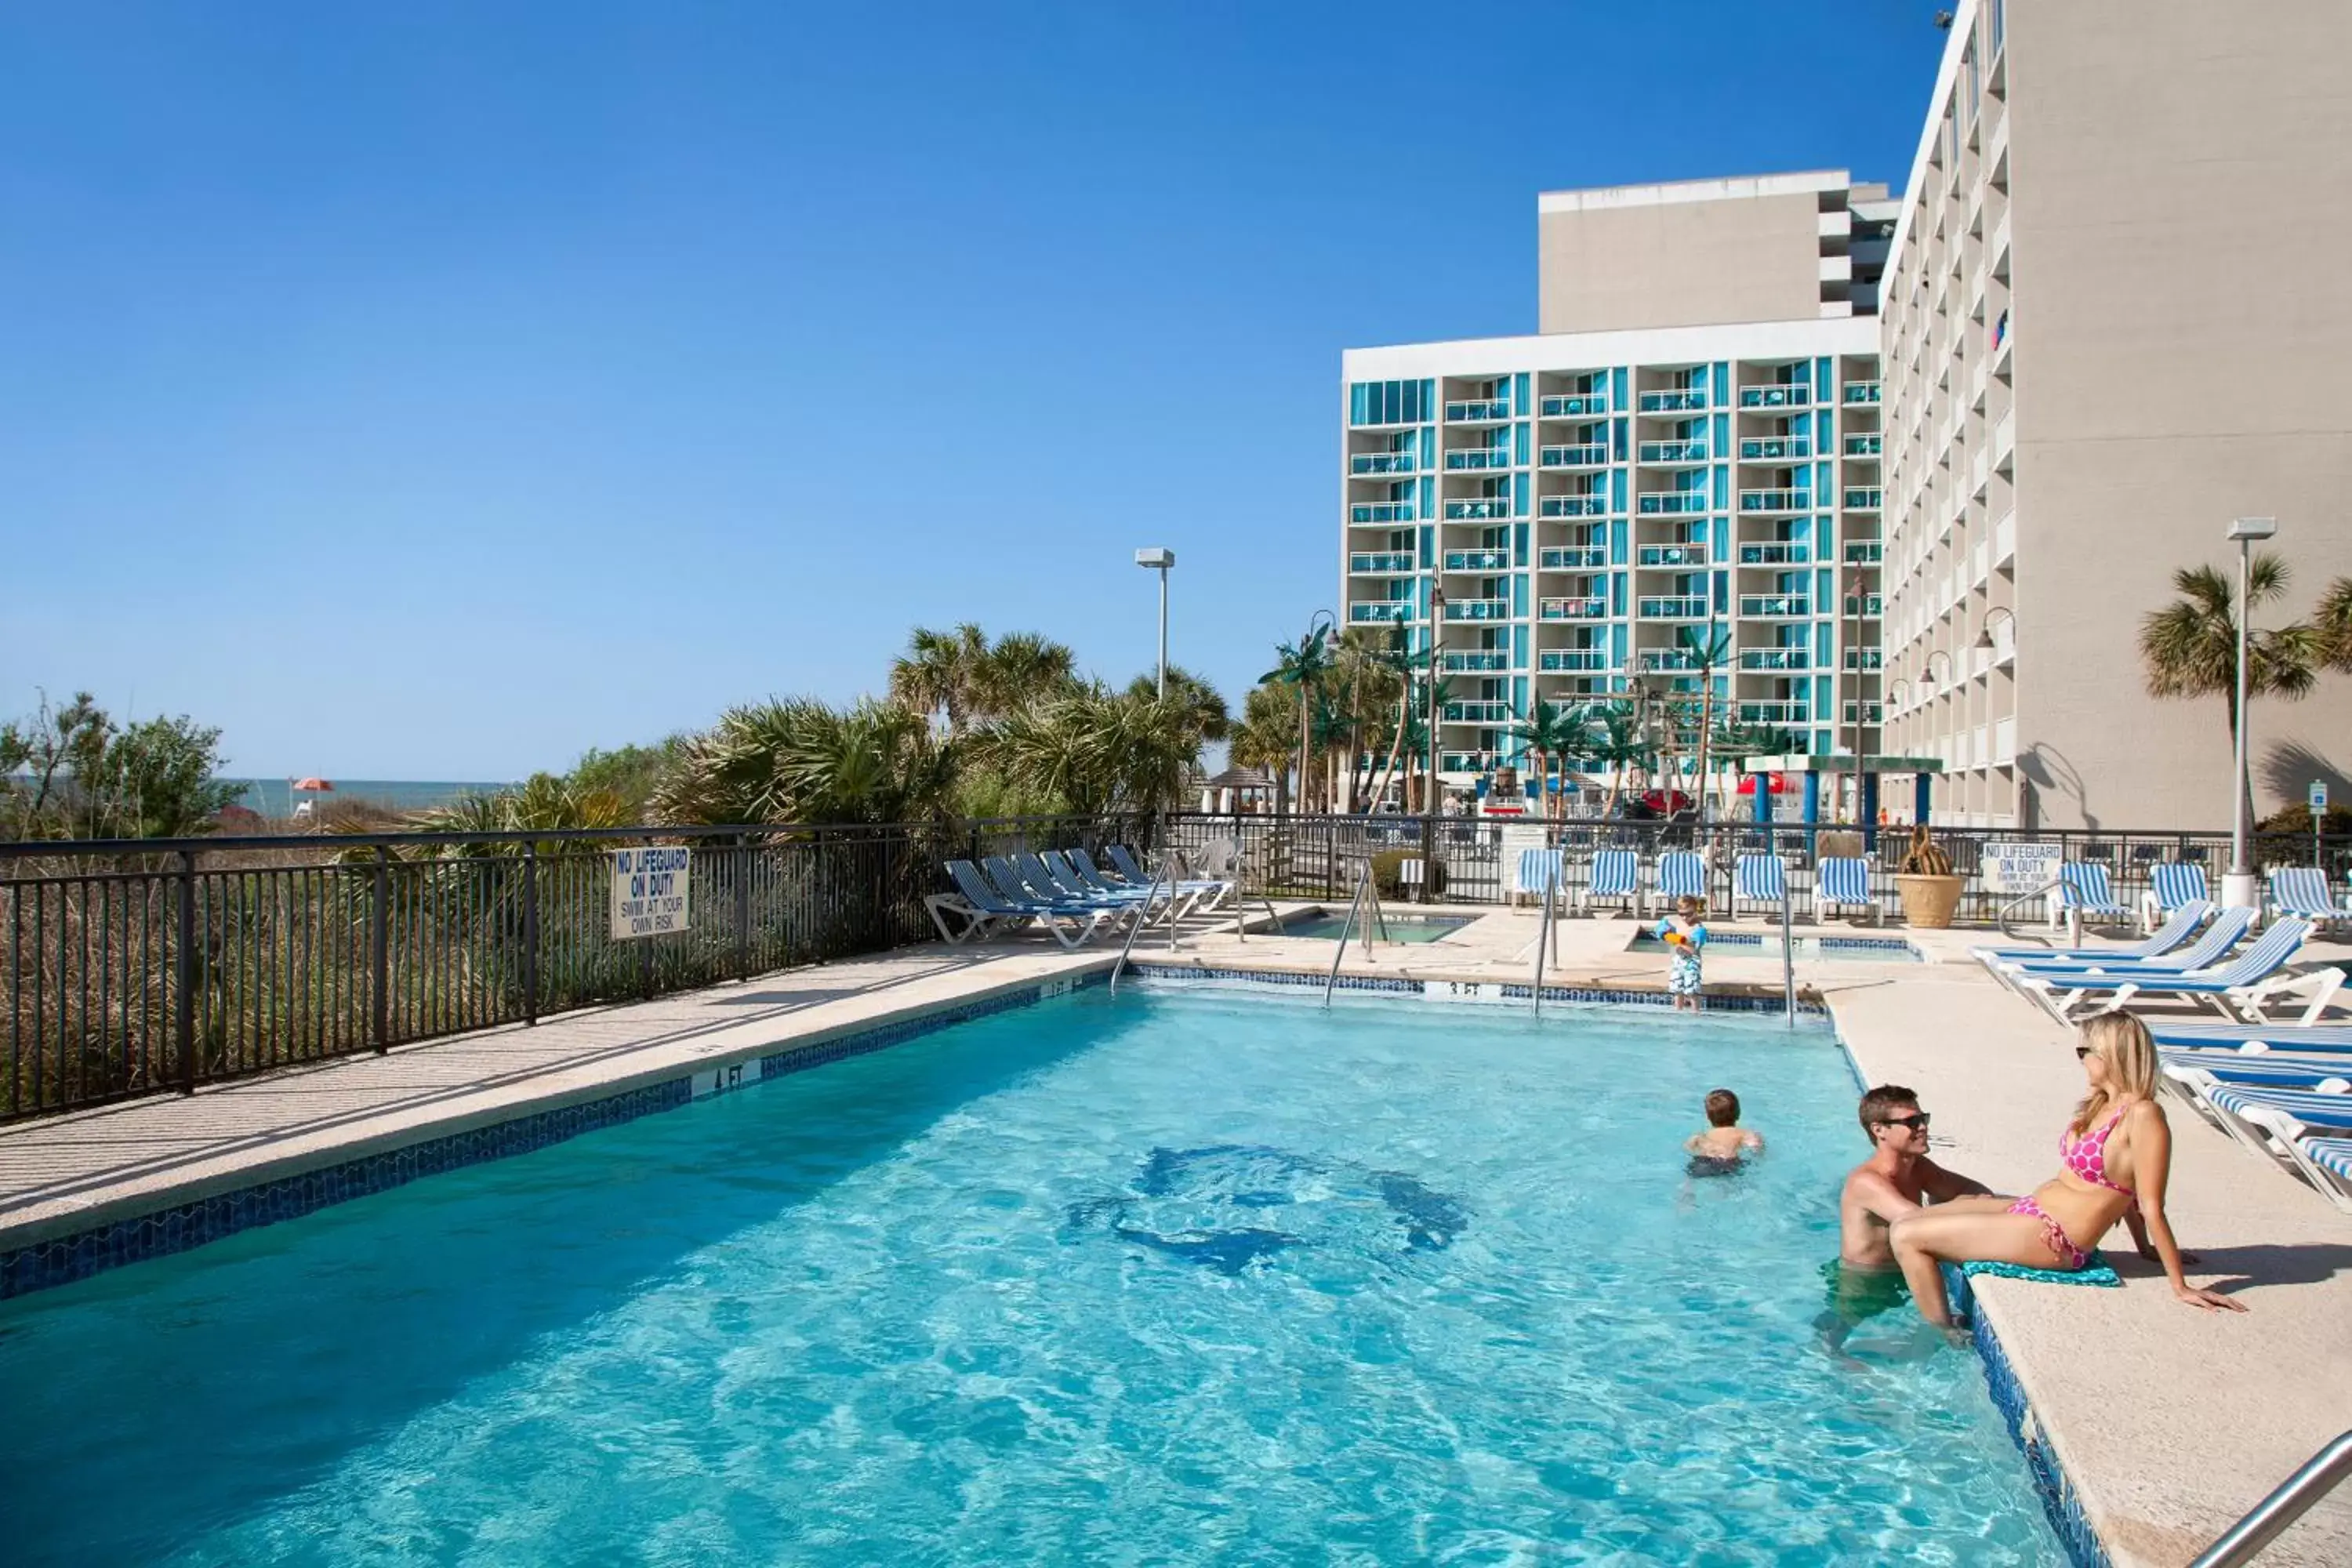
top-left (1280, 911), bottom-right (1476, 942)
top-left (0, 987), bottom-right (2058, 1565)
top-left (1627, 930), bottom-right (1922, 963)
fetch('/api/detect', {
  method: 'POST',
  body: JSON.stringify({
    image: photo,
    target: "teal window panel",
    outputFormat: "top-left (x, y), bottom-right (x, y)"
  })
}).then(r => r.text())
top-left (1513, 523), bottom-right (1529, 567)
top-left (1817, 621), bottom-right (1831, 664)
top-left (1418, 525), bottom-right (1433, 568)
top-left (1513, 473), bottom-right (1529, 517)
top-left (1611, 467), bottom-right (1628, 511)
top-left (1611, 572), bottom-right (1627, 616)
top-left (1713, 412), bottom-right (1729, 450)
top-left (1816, 567), bottom-right (1831, 604)
top-left (1419, 477), bottom-right (1435, 518)
top-left (1513, 625), bottom-right (1529, 668)
top-left (1815, 358), bottom-right (1831, 401)
top-left (1420, 426), bottom-right (1436, 467)
top-left (1612, 418), bottom-right (1628, 461)
top-left (1814, 675), bottom-right (1831, 716)
top-left (1513, 676), bottom-right (1529, 714)
top-left (1713, 466), bottom-right (1730, 510)
top-left (1611, 623), bottom-right (1628, 666)
top-left (1419, 379), bottom-right (1436, 419)
top-left (1514, 423), bottom-right (1530, 465)
top-left (1612, 366), bottom-right (1628, 409)
top-left (1610, 519), bottom-right (1628, 564)
top-left (1714, 570), bottom-right (1729, 614)
top-left (1514, 372), bottom-right (1530, 414)
top-left (1814, 461), bottom-right (1831, 496)
top-left (1712, 516), bottom-right (1729, 559)
top-left (1512, 575), bottom-right (1528, 616)
top-left (1713, 362), bottom-right (1730, 408)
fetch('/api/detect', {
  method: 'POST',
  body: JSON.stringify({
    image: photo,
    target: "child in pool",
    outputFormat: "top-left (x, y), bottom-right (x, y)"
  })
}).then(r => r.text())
top-left (1684, 1087), bottom-right (1765, 1176)
top-left (1653, 895), bottom-right (1708, 1010)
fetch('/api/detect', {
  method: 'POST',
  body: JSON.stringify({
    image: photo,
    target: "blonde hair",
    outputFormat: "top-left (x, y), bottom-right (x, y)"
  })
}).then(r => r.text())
top-left (2071, 1011), bottom-right (2157, 1134)
top-left (1676, 895), bottom-right (1704, 919)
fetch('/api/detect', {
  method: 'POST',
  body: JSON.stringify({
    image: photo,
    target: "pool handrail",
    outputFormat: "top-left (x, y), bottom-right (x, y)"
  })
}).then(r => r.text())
top-left (2187, 1427), bottom-right (2352, 1567)
top-left (1531, 862), bottom-right (1560, 1016)
top-left (1109, 850), bottom-right (1176, 996)
top-left (1321, 861), bottom-right (1385, 1009)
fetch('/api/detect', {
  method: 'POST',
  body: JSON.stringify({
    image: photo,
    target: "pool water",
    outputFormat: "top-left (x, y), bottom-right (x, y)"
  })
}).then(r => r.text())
top-left (1628, 931), bottom-right (1922, 963)
top-left (1281, 912), bottom-right (1476, 942)
top-left (0, 989), bottom-right (2059, 1566)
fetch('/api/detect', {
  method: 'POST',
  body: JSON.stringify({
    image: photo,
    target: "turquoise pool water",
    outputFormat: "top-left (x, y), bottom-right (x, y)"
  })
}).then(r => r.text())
top-left (0, 989), bottom-right (2060, 1565)
top-left (1281, 912), bottom-right (1475, 942)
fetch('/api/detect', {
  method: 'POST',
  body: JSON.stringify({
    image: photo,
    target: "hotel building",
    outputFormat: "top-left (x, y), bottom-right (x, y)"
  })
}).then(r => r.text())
top-left (1342, 0), bottom-right (2352, 829)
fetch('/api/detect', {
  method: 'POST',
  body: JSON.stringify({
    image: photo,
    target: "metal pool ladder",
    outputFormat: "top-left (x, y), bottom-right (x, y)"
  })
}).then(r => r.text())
top-left (1530, 867), bottom-right (1559, 1016)
top-left (1320, 862), bottom-right (1389, 1008)
top-left (2189, 1428), bottom-right (2352, 1566)
top-left (1109, 852), bottom-right (1176, 996)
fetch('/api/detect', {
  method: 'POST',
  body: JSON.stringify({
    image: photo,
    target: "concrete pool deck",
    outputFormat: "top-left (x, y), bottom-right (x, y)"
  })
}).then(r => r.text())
top-left (2, 901), bottom-right (2347, 1566)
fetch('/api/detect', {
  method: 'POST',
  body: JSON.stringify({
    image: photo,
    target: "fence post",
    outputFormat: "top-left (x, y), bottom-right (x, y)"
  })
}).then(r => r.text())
top-left (735, 842), bottom-right (753, 982)
top-left (522, 844), bottom-right (539, 1027)
top-left (371, 846), bottom-right (390, 1054)
top-left (176, 848), bottom-right (198, 1094)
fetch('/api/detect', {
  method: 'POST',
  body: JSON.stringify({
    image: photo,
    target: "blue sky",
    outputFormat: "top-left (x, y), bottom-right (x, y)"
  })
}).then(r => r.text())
top-left (1, 2), bottom-right (1944, 779)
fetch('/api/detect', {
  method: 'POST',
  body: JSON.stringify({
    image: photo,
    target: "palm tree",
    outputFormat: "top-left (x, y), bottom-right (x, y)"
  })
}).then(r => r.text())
top-left (1123, 666), bottom-right (1229, 742)
top-left (2314, 575), bottom-right (2352, 673)
top-left (1508, 698), bottom-right (1584, 822)
top-left (1677, 621), bottom-right (1733, 818)
top-left (888, 623), bottom-right (988, 735)
top-left (1231, 681), bottom-right (1300, 813)
top-left (2140, 552), bottom-right (2317, 845)
top-left (981, 684), bottom-right (1202, 818)
top-left (653, 699), bottom-right (960, 826)
top-left (971, 632), bottom-right (1080, 721)
top-left (1310, 694), bottom-right (1356, 816)
top-left (1576, 701), bottom-right (1650, 815)
top-left (1260, 622), bottom-right (1334, 815)
top-left (1324, 627), bottom-right (1404, 811)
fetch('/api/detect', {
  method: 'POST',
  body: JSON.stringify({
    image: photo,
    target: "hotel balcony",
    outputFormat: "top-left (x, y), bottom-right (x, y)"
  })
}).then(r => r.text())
top-left (1637, 389), bottom-right (1708, 413)
top-left (1637, 649), bottom-right (1702, 672)
top-left (1636, 544), bottom-right (1708, 568)
top-left (1739, 594), bottom-right (1813, 618)
top-left (1637, 439), bottom-right (1709, 464)
top-left (1844, 647), bottom-right (1886, 670)
top-left (1842, 702), bottom-right (1886, 725)
top-left (1349, 501), bottom-right (1416, 524)
top-left (1738, 384), bottom-right (1809, 409)
top-left (1443, 398), bottom-right (1512, 423)
top-left (1540, 595), bottom-right (1608, 621)
top-left (1348, 551), bottom-right (1416, 575)
top-left (1348, 452), bottom-right (1416, 476)
top-left (1738, 489), bottom-right (1811, 514)
top-left (1637, 595), bottom-right (1711, 619)
top-left (1444, 597), bottom-right (1512, 622)
top-left (1441, 753), bottom-right (1494, 772)
top-left (1440, 648), bottom-right (1510, 673)
top-left (1844, 488), bottom-right (1884, 510)
top-left (1443, 699), bottom-right (1514, 724)
top-left (1843, 380), bottom-right (1884, 405)
top-left (1540, 494), bottom-right (1608, 518)
top-left (1539, 443), bottom-right (1610, 470)
top-left (1737, 543), bottom-right (1810, 565)
top-left (1540, 545), bottom-right (1608, 571)
top-left (1737, 701), bottom-right (1811, 724)
top-left (1738, 436), bottom-right (1811, 462)
top-left (1842, 593), bottom-right (1886, 618)
top-left (1442, 548), bottom-right (1511, 572)
top-left (1738, 648), bottom-right (1810, 671)
top-left (1844, 541), bottom-right (1884, 564)
top-left (1348, 601), bottom-right (1413, 624)
top-left (1540, 648), bottom-right (1610, 672)
top-left (1539, 392), bottom-right (1609, 417)
top-left (1443, 497), bottom-right (1510, 521)
top-left (1444, 448), bottom-right (1513, 472)
top-left (1638, 493), bottom-right (1708, 515)
top-left (1843, 433), bottom-right (1883, 457)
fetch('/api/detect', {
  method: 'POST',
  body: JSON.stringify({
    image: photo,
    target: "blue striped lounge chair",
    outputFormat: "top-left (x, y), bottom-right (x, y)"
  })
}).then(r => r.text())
top-left (2291, 1137), bottom-right (2352, 1213)
top-left (1655, 851), bottom-right (1708, 914)
top-left (2269, 867), bottom-right (2352, 934)
top-left (2188, 1079), bottom-right (2352, 1211)
top-left (2017, 917), bottom-right (2313, 1023)
top-left (1993, 906), bottom-right (2251, 993)
top-left (1813, 856), bottom-right (1878, 925)
top-left (936, 859), bottom-right (1116, 949)
top-left (2148, 1019), bottom-right (2352, 1056)
top-left (1515, 847), bottom-right (1566, 910)
top-left (1973, 898), bottom-right (2214, 972)
top-left (2140, 862), bottom-right (2210, 934)
top-left (990, 856), bottom-right (1139, 932)
top-left (1044, 850), bottom-right (1175, 917)
top-left (2049, 861), bottom-right (2133, 931)
top-left (1581, 848), bottom-right (1642, 917)
top-left (1733, 855), bottom-right (1788, 920)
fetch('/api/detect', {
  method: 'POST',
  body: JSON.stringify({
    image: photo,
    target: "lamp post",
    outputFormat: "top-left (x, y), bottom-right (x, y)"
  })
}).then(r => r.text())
top-left (1424, 582), bottom-right (1446, 902)
top-left (2224, 517), bottom-right (2278, 909)
top-left (1134, 548), bottom-right (1175, 697)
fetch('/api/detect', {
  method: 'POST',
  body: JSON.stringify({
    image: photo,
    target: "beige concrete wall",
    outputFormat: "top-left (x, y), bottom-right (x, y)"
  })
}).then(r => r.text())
top-left (2007, 0), bottom-right (2352, 830)
top-left (1537, 193), bottom-right (1826, 334)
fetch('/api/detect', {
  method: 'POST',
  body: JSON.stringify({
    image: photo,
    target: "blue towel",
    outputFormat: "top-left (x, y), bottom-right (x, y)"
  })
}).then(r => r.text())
top-left (1959, 1253), bottom-right (2121, 1288)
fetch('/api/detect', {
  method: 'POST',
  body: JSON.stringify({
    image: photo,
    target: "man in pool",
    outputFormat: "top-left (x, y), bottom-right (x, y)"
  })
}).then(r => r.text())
top-left (1821, 1084), bottom-right (2002, 1352)
top-left (1684, 1088), bottom-right (1764, 1176)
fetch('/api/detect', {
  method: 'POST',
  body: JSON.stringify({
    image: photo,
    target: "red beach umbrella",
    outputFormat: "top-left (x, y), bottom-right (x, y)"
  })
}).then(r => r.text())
top-left (291, 777), bottom-right (335, 792)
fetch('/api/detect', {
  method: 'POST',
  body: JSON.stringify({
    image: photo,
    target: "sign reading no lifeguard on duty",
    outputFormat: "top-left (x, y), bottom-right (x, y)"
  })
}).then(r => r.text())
top-left (610, 847), bottom-right (692, 940)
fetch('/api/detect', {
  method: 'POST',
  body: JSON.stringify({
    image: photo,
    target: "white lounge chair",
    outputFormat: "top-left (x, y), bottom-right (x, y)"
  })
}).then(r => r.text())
top-left (1515, 848), bottom-right (1566, 913)
top-left (1992, 906), bottom-right (2250, 992)
top-left (2191, 1079), bottom-right (2352, 1210)
top-left (2140, 862), bottom-right (2210, 934)
top-left (1973, 899), bottom-right (2216, 973)
top-left (934, 859), bottom-right (1116, 949)
top-left (1733, 854), bottom-right (1788, 920)
top-left (2269, 867), bottom-right (2352, 934)
top-left (2290, 1138), bottom-right (2352, 1212)
top-left (2016, 917), bottom-right (2313, 1022)
top-left (1813, 856), bottom-right (1878, 924)
top-left (1655, 851), bottom-right (1708, 912)
top-left (1582, 848), bottom-right (1642, 917)
top-left (2049, 861), bottom-right (2133, 932)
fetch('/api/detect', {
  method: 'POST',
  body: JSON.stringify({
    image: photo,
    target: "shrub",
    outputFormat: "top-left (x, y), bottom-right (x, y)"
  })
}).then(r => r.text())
top-left (1370, 848), bottom-right (1446, 899)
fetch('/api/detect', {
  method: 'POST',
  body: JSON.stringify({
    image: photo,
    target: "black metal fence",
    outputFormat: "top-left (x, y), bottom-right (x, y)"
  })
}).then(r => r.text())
top-left (0, 815), bottom-right (1156, 1122)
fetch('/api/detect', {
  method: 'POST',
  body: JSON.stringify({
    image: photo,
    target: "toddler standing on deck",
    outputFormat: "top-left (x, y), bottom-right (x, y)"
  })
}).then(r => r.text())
top-left (1653, 895), bottom-right (1708, 1011)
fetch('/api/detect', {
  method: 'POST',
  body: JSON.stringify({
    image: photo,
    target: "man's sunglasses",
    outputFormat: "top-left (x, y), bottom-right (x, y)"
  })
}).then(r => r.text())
top-left (1877, 1112), bottom-right (1931, 1131)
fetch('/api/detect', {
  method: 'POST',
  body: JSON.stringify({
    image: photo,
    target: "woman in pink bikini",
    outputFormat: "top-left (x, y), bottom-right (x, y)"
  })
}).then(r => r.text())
top-left (1888, 1011), bottom-right (2245, 1329)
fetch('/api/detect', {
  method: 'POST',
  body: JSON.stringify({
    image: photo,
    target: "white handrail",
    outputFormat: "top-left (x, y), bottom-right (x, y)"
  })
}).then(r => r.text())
top-left (1531, 868), bottom-right (1560, 1015)
top-left (2188, 1428), bottom-right (2352, 1567)
top-left (1323, 862), bottom-right (1377, 1008)
top-left (1109, 850), bottom-right (1174, 995)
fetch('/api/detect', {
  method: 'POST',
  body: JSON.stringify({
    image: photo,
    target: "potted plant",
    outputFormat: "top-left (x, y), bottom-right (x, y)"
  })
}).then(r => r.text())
top-left (1893, 824), bottom-right (1964, 928)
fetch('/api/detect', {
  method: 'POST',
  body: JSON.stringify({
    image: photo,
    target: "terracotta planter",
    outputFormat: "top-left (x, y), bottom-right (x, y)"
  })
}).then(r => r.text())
top-left (1895, 873), bottom-right (1965, 929)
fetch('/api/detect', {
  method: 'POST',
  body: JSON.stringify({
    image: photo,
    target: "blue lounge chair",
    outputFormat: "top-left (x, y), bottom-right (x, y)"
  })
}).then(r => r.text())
top-left (2140, 862), bottom-right (2209, 933)
top-left (1043, 850), bottom-right (1152, 904)
top-left (2050, 861), bottom-right (2133, 931)
top-left (1515, 848), bottom-right (1565, 909)
top-left (1582, 848), bottom-right (1641, 916)
top-left (1733, 855), bottom-right (1788, 920)
top-left (2190, 1080), bottom-right (2352, 1210)
top-left (2018, 917), bottom-right (2313, 1023)
top-left (1813, 856), bottom-right (1878, 924)
top-left (1656, 851), bottom-right (1708, 911)
top-left (1974, 899), bottom-right (2213, 968)
top-left (2158, 1051), bottom-right (2352, 1091)
top-left (988, 856), bottom-right (1138, 927)
top-left (2149, 1019), bottom-right (2352, 1055)
top-left (2269, 867), bottom-right (2352, 933)
top-left (2291, 1138), bottom-right (2352, 1212)
top-left (936, 859), bottom-right (1116, 949)
top-left (1995, 906), bottom-right (2251, 983)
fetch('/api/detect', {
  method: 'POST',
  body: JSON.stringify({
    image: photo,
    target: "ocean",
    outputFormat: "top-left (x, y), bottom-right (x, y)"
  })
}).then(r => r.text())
top-left (223, 779), bottom-right (516, 816)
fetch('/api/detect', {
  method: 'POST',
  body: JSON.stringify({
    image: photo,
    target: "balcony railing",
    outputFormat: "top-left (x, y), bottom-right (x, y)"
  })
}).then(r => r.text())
top-left (1444, 398), bottom-right (1511, 423)
top-left (1843, 541), bottom-right (1884, 564)
top-left (1539, 545), bottom-right (1607, 571)
top-left (1539, 392), bottom-right (1608, 417)
top-left (1638, 439), bottom-right (1709, 463)
top-left (1738, 489), bottom-right (1811, 513)
top-left (1738, 436), bottom-right (1811, 461)
top-left (1348, 601), bottom-right (1412, 623)
top-left (1638, 493), bottom-right (1708, 515)
top-left (1738, 648), bottom-right (1809, 670)
top-left (1348, 452), bottom-right (1416, 475)
top-left (1638, 649), bottom-right (1702, 671)
top-left (1443, 498), bottom-right (1510, 520)
top-left (1738, 543), bottom-right (1809, 565)
top-left (1637, 389), bottom-right (1707, 412)
top-left (1739, 594), bottom-right (1813, 617)
top-left (1738, 384), bottom-right (1810, 408)
top-left (1440, 649), bottom-right (1509, 672)
top-left (1844, 647), bottom-right (1885, 670)
top-left (1444, 597), bottom-right (1512, 622)
top-left (1738, 701), bottom-right (1811, 724)
top-left (1842, 594), bottom-right (1886, 618)
top-left (1440, 753), bottom-right (1490, 771)
top-left (1843, 433), bottom-right (1883, 456)
top-left (1540, 494), bottom-right (1607, 517)
top-left (1444, 448), bottom-right (1513, 471)
top-left (1443, 548), bottom-right (1511, 572)
top-left (1443, 699), bottom-right (1514, 724)
top-left (1843, 380), bottom-right (1884, 405)
top-left (1842, 702), bottom-right (1887, 724)
top-left (1539, 595), bottom-right (1608, 620)
top-left (1540, 648), bottom-right (1609, 672)
top-left (1637, 596), bottom-right (1710, 619)
top-left (1348, 551), bottom-right (1416, 574)
top-left (1843, 488), bottom-right (1884, 510)
top-left (1539, 443), bottom-right (1610, 468)
top-left (1636, 544), bottom-right (1708, 568)
top-left (1350, 502), bottom-right (1415, 524)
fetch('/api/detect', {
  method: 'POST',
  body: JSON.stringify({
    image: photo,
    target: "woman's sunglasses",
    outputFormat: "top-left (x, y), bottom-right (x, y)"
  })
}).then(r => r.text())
top-left (2074, 1046), bottom-right (2101, 1061)
top-left (1878, 1112), bottom-right (1931, 1131)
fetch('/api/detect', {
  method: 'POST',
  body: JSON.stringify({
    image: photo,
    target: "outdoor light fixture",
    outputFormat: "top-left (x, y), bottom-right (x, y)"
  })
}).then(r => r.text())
top-left (2223, 517), bottom-right (2278, 909)
top-left (1134, 547), bottom-right (1175, 697)
top-left (1972, 605), bottom-right (2014, 652)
